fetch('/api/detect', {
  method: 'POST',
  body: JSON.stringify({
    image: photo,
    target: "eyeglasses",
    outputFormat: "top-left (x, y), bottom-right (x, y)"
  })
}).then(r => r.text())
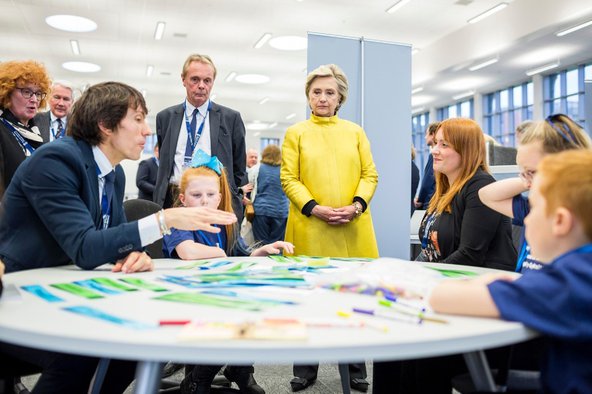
top-left (16, 88), bottom-right (47, 101)
top-left (519, 169), bottom-right (537, 183)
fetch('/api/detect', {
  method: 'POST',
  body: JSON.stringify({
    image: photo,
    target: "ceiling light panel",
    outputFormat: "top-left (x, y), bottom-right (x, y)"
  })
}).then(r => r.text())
top-left (452, 90), bottom-right (475, 100)
top-left (70, 40), bottom-right (80, 55)
top-left (385, 0), bottom-right (411, 14)
top-left (225, 72), bottom-right (237, 82)
top-left (62, 61), bottom-right (101, 73)
top-left (556, 20), bottom-right (592, 37)
top-left (46, 15), bottom-right (97, 32)
top-left (269, 36), bottom-right (307, 51)
top-left (154, 22), bottom-right (166, 40)
top-left (468, 57), bottom-right (498, 71)
top-left (525, 62), bottom-right (560, 76)
top-left (254, 33), bottom-right (272, 49)
top-left (235, 74), bottom-right (270, 84)
top-left (467, 2), bottom-right (508, 24)
top-left (146, 65), bottom-right (154, 77)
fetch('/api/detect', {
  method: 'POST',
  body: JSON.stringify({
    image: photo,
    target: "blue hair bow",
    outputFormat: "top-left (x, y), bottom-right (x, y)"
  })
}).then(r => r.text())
top-left (190, 149), bottom-right (224, 175)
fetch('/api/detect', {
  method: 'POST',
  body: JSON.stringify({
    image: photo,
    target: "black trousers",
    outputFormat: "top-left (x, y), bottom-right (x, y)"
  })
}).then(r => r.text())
top-left (293, 362), bottom-right (366, 381)
top-left (0, 342), bottom-right (136, 394)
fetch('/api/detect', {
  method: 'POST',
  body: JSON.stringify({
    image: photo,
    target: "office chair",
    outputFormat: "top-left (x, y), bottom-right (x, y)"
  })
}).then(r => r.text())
top-left (486, 142), bottom-right (518, 166)
top-left (122, 199), bottom-right (164, 258)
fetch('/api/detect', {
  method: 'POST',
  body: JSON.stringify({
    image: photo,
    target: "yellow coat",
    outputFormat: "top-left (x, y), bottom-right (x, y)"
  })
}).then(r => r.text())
top-left (281, 114), bottom-right (379, 258)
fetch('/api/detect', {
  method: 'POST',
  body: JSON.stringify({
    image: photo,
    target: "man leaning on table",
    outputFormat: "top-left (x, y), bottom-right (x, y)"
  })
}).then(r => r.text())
top-left (0, 81), bottom-right (236, 393)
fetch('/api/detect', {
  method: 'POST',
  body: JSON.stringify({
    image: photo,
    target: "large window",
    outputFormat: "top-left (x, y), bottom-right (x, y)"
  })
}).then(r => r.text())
top-left (260, 137), bottom-right (280, 151)
top-left (483, 82), bottom-right (533, 146)
top-left (436, 99), bottom-right (474, 120)
top-left (412, 112), bottom-right (430, 175)
top-left (544, 63), bottom-right (591, 126)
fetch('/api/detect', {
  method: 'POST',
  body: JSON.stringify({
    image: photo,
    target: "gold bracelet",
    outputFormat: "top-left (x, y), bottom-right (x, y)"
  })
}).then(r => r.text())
top-left (353, 202), bottom-right (363, 217)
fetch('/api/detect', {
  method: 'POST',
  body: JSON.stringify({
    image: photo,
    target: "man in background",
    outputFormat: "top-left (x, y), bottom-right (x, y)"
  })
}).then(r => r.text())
top-left (34, 80), bottom-right (74, 143)
top-left (414, 122), bottom-right (439, 210)
top-left (136, 144), bottom-right (159, 201)
top-left (153, 54), bottom-right (247, 220)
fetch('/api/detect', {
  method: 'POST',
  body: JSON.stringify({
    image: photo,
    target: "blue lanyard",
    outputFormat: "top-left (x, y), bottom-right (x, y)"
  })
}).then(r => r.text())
top-left (421, 212), bottom-right (437, 249)
top-left (96, 166), bottom-right (112, 229)
top-left (183, 101), bottom-right (212, 154)
top-left (516, 241), bottom-right (528, 272)
top-left (197, 225), bottom-right (224, 248)
top-left (51, 121), bottom-right (64, 140)
top-left (0, 117), bottom-right (36, 155)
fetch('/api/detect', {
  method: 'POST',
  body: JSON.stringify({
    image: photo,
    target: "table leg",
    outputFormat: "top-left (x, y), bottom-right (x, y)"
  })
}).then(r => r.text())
top-left (463, 351), bottom-right (497, 392)
top-left (134, 361), bottom-right (163, 394)
top-left (337, 363), bottom-right (351, 394)
top-left (89, 358), bottom-right (110, 394)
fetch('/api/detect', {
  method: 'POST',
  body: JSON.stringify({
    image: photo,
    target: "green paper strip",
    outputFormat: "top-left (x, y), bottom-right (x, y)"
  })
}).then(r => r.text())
top-left (51, 283), bottom-right (104, 299)
top-left (176, 260), bottom-right (211, 270)
top-left (119, 278), bottom-right (168, 292)
top-left (92, 278), bottom-right (138, 291)
top-left (226, 261), bottom-right (256, 272)
top-left (154, 292), bottom-right (275, 311)
top-left (426, 267), bottom-right (479, 278)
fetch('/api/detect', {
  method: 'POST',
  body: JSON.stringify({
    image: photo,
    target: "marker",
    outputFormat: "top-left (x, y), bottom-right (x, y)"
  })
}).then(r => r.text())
top-left (159, 320), bottom-right (191, 326)
top-left (378, 300), bottom-right (448, 324)
top-left (381, 293), bottom-right (426, 312)
top-left (353, 307), bottom-right (422, 325)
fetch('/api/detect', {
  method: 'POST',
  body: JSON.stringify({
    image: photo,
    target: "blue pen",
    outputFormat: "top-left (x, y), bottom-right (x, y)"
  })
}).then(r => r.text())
top-left (382, 293), bottom-right (426, 313)
top-left (353, 307), bottom-right (422, 325)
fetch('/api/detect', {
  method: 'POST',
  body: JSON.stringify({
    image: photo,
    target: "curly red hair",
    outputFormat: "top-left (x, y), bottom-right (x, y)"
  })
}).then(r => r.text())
top-left (0, 60), bottom-right (51, 110)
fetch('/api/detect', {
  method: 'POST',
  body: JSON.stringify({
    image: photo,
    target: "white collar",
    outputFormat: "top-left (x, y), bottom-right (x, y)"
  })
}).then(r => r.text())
top-left (185, 98), bottom-right (210, 116)
top-left (49, 112), bottom-right (65, 124)
top-left (92, 146), bottom-right (114, 178)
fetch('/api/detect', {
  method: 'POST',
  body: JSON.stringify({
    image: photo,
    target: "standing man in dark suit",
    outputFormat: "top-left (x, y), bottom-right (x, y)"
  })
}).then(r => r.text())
top-left (414, 122), bottom-right (439, 210)
top-left (34, 80), bottom-right (74, 143)
top-left (0, 81), bottom-right (236, 392)
top-left (136, 143), bottom-right (159, 200)
top-left (154, 54), bottom-right (247, 220)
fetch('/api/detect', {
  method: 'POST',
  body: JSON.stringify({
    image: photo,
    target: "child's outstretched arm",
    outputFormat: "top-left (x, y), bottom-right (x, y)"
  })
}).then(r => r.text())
top-left (429, 273), bottom-right (516, 317)
top-left (478, 178), bottom-right (528, 218)
top-left (251, 241), bottom-right (295, 257)
top-left (175, 241), bottom-right (226, 260)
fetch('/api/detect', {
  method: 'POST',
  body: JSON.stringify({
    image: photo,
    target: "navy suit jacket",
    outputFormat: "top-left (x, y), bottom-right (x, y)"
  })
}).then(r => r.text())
top-left (33, 111), bottom-right (51, 143)
top-left (416, 154), bottom-right (435, 208)
top-left (0, 137), bottom-right (142, 273)
top-left (154, 101), bottom-right (247, 216)
top-left (136, 157), bottom-right (158, 200)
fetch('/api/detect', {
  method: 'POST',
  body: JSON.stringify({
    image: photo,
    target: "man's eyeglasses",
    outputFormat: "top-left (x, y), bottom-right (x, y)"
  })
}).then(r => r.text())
top-left (16, 88), bottom-right (47, 101)
top-left (519, 169), bottom-right (536, 183)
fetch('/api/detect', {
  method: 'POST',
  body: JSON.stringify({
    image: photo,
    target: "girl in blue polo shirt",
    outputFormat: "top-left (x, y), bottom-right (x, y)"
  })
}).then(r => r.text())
top-left (163, 150), bottom-right (293, 394)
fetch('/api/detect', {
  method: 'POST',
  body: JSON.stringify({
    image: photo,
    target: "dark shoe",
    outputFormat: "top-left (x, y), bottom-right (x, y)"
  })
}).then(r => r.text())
top-left (180, 374), bottom-right (211, 394)
top-left (290, 377), bottom-right (316, 392)
top-left (350, 377), bottom-right (369, 392)
top-left (224, 368), bottom-right (265, 394)
top-left (162, 362), bottom-right (185, 378)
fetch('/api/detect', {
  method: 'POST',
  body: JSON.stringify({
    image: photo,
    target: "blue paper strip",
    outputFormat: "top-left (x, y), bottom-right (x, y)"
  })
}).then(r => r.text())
top-left (74, 280), bottom-right (122, 295)
top-left (62, 305), bottom-right (156, 330)
top-left (21, 285), bottom-right (64, 303)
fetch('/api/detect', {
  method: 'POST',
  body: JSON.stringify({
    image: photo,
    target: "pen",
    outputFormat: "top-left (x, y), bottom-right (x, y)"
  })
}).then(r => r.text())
top-left (382, 293), bottom-right (426, 312)
top-left (159, 320), bottom-right (191, 326)
top-left (352, 307), bottom-right (422, 325)
top-left (378, 300), bottom-right (448, 324)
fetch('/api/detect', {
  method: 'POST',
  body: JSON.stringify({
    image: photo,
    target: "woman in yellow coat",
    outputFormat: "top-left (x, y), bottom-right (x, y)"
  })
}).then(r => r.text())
top-left (281, 63), bottom-right (379, 259)
top-left (281, 63), bottom-right (378, 393)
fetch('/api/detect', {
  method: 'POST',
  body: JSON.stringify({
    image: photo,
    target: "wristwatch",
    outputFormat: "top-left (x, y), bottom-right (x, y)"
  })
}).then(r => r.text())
top-left (353, 201), bottom-right (363, 218)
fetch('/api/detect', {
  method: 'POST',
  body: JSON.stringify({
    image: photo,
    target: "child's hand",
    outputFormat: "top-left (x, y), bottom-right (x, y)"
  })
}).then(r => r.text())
top-left (472, 272), bottom-right (518, 285)
top-left (164, 207), bottom-right (237, 232)
top-left (251, 241), bottom-right (295, 256)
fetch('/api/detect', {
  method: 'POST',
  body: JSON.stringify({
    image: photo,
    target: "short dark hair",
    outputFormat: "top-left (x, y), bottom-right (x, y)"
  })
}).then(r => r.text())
top-left (68, 82), bottom-right (147, 145)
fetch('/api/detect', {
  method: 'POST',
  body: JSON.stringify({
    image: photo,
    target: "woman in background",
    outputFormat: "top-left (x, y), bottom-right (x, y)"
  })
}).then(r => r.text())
top-left (0, 60), bottom-right (50, 198)
top-left (281, 63), bottom-right (378, 393)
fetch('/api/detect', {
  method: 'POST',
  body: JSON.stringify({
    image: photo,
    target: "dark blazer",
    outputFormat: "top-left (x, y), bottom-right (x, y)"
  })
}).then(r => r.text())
top-left (411, 160), bottom-right (420, 215)
top-left (418, 170), bottom-right (517, 271)
top-left (0, 137), bottom-right (142, 273)
top-left (33, 111), bottom-right (51, 143)
top-left (136, 157), bottom-right (158, 200)
top-left (416, 154), bottom-right (435, 209)
top-left (154, 101), bottom-right (247, 216)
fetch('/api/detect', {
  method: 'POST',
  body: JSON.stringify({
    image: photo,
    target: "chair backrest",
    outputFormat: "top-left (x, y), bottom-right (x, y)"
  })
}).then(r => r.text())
top-left (487, 141), bottom-right (518, 166)
top-left (123, 199), bottom-right (164, 259)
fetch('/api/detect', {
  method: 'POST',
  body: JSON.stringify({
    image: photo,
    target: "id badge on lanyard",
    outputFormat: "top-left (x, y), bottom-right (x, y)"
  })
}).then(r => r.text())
top-left (183, 101), bottom-right (211, 169)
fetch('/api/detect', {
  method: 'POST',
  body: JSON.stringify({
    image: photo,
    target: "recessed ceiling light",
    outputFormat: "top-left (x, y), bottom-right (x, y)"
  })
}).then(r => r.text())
top-left (154, 22), bottom-right (166, 40)
top-left (62, 61), bottom-right (101, 73)
top-left (469, 57), bottom-right (498, 71)
top-left (556, 20), bottom-right (592, 37)
top-left (46, 15), bottom-right (97, 32)
top-left (467, 2), bottom-right (508, 24)
top-left (146, 65), bottom-right (154, 77)
top-left (286, 113), bottom-right (296, 120)
top-left (268, 122), bottom-right (278, 128)
top-left (259, 97), bottom-right (270, 105)
top-left (254, 132), bottom-right (261, 136)
top-left (525, 61), bottom-right (560, 76)
top-left (254, 33), bottom-right (272, 49)
top-left (411, 86), bottom-right (423, 94)
top-left (385, 0), bottom-right (411, 14)
top-left (452, 90), bottom-right (475, 100)
top-left (412, 107), bottom-right (426, 114)
top-left (235, 74), bottom-right (270, 84)
top-left (70, 40), bottom-right (80, 55)
top-left (225, 72), bottom-right (237, 82)
top-left (269, 36), bottom-right (307, 51)
top-left (411, 48), bottom-right (420, 55)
